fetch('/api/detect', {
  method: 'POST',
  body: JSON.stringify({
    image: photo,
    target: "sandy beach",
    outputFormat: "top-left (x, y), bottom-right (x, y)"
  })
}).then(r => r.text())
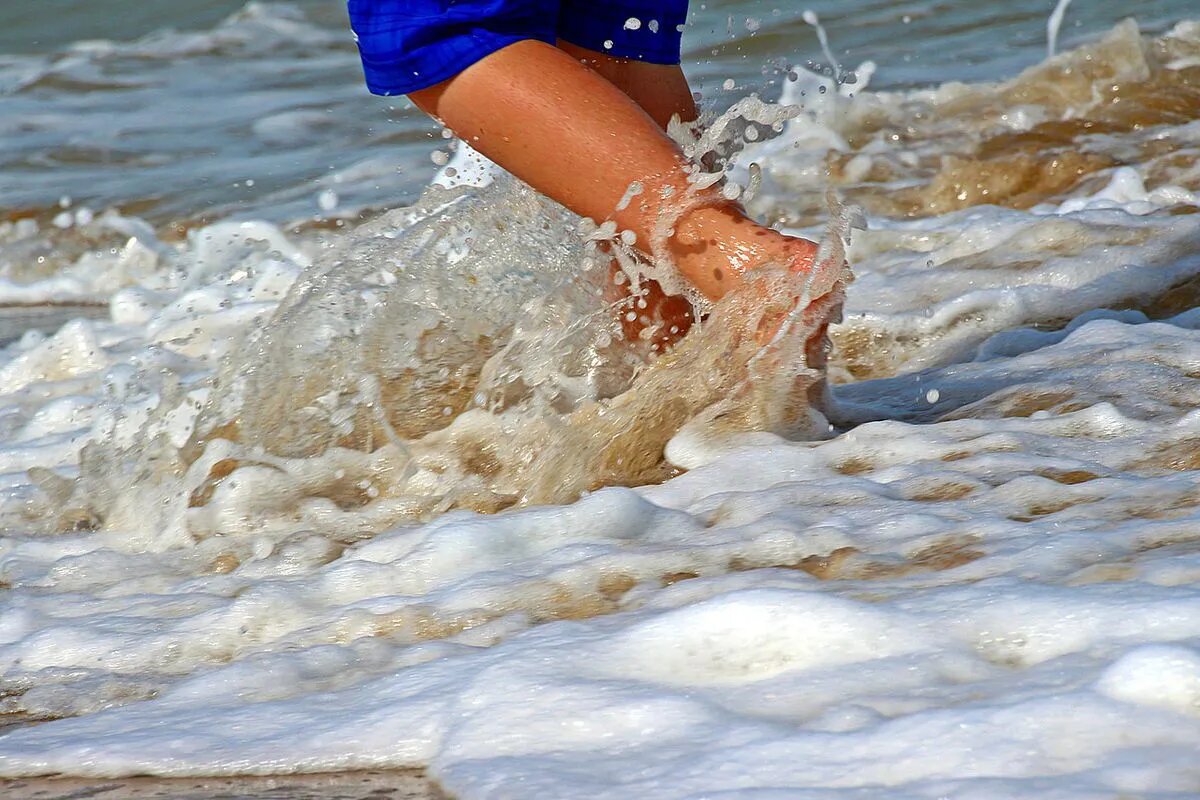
top-left (2, 770), bottom-right (446, 799)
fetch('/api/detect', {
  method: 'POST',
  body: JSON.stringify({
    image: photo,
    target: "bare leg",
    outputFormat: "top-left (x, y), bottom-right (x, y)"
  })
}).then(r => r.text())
top-left (553, 42), bottom-right (699, 347)
top-left (409, 40), bottom-right (817, 303)
top-left (555, 41), bottom-right (698, 130)
top-left (552, 42), bottom-right (831, 366)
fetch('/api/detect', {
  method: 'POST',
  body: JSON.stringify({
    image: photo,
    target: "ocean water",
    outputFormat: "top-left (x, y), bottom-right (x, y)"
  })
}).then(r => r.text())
top-left (2, 1), bottom-right (1200, 797)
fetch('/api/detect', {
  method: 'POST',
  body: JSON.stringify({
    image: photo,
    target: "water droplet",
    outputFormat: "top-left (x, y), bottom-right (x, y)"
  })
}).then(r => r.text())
top-left (317, 189), bottom-right (339, 212)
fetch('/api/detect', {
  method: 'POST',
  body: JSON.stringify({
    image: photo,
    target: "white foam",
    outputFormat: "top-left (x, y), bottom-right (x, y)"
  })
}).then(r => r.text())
top-left (1, 15), bottom-right (1199, 800)
top-left (1096, 645), bottom-right (1200, 716)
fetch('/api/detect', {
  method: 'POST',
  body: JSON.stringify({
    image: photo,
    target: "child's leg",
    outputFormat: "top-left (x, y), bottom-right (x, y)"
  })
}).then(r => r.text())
top-left (546, 40), bottom-right (838, 368)
top-left (409, 40), bottom-right (817, 302)
top-left (554, 41), bottom-right (698, 130)
top-left (554, 41), bottom-right (698, 348)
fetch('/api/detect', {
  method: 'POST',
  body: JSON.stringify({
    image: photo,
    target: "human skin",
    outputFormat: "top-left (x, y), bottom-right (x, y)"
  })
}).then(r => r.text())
top-left (568, 44), bottom-right (838, 375)
top-left (408, 39), bottom-right (819, 303)
top-left (554, 40), bottom-right (698, 130)
top-left (554, 40), bottom-right (701, 347)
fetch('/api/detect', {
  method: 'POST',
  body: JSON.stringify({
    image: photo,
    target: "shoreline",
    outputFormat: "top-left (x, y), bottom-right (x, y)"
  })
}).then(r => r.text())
top-left (1, 769), bottom-right (448, 799)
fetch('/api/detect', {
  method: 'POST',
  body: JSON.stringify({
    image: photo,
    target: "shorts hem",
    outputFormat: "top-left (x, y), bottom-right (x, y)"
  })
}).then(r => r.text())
top-left (360, 33), bottom-right (555, 96)
top-left (555, 32), bottom-right (683, 65)
top-left (556, 0), bottom-right (686, 65)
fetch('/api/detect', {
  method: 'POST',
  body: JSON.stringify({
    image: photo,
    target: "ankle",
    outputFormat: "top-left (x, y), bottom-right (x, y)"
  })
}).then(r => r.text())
top-left (664, 205), bottom-right (763, 299)
top-left (665, 205), bottom-right (818, 300)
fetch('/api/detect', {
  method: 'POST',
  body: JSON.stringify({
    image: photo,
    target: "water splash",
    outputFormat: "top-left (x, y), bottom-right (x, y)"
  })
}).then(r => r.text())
top-left (1047, 0), bottom-right (1076, 57)
top-left (802, 10), bottom-right (843, 84)
top-left (46, 98), bottom-right (850, 542)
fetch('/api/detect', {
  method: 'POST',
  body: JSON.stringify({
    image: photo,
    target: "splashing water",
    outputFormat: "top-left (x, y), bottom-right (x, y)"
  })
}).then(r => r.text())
top-left (29, 97), bottom-right (851, 548)
top-left (1048, 0), bottom-right (1077, 57)
top-left (2, 8), bottom-right (1200, 799)
top-left (803, 9), bottom-right (844, 83)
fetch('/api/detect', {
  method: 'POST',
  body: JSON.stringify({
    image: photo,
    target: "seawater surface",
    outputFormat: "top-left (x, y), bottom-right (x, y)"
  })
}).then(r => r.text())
top-left (2, 1), bottom-right (1200, 798)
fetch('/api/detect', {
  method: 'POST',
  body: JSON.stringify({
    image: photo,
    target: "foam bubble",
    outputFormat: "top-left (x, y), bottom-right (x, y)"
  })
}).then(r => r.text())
top-left (0, 16), bottom-right (1199, 800)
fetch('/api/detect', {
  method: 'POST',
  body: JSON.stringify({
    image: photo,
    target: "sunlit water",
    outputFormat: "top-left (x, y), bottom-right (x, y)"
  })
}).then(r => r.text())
top-left (2, 1), bottom-right (1200, 798)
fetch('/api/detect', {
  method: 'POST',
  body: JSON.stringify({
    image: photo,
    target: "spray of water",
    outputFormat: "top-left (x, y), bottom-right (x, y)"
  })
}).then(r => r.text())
top-left (1047, 0), bottom-right (1075, 57)
top-left (42, 95), bottom-right (852, 541)
top-left (802, 10), bottom-right (843, 83)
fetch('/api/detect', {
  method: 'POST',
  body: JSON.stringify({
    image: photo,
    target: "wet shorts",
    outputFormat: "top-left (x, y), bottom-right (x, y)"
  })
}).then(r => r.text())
top-left (348, 0), bottom-right (690, 96)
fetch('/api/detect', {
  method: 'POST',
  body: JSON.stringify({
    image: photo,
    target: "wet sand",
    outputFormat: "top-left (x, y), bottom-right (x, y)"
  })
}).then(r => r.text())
top-left (1, 770), bottom-right (448, 799)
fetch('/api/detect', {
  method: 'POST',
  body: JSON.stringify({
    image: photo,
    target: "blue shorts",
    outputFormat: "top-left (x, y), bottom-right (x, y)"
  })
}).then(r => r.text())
top-left (348, 0), bottom-right (690, 96)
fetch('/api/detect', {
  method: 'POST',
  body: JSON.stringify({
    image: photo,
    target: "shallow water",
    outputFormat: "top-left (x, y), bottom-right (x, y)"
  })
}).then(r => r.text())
top-left (2, 1), bottom-right (1200, 798)
top-left (4, 0), bottom-right (1193, 223)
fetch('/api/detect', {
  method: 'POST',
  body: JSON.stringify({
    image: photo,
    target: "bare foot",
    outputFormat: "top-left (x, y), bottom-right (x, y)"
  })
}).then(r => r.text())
top-left (609, 223), bottom-right (829, 354)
